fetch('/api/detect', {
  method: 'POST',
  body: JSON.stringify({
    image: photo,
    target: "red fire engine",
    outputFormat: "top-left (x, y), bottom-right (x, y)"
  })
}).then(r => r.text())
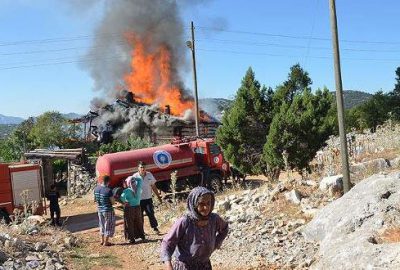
top-left (0, 163), bottom-right (44, 222)
top-left (96, 138), bottom-right (229, 192)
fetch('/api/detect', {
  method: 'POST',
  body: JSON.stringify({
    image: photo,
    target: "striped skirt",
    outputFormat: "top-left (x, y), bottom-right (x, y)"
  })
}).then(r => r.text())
top-left (98, 210), bottom-right (116, 237)
top-left (173, 260), bottom-right (212, 270)
top-left (124, 205), bottom-right (145, 242)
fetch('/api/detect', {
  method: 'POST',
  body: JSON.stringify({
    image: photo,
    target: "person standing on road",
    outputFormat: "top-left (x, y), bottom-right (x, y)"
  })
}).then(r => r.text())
top-left (160, 187), bottom-right (229, 270)
top-left (133, 161), bottom-right (162, 234)
top-left (46, 184), bottom-right (61, 226)
top-left (121, 174), bottom-right (146, 244)
top-left (94, 175), bottom-right (115, 246)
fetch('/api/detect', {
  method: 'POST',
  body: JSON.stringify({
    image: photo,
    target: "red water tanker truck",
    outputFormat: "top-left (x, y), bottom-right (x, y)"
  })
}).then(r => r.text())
top-left (95, 138), bottom-right (229, 192)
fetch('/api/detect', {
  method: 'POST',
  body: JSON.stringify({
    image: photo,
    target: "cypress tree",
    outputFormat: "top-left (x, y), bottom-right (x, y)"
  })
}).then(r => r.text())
top-left (216, 67), bottom-right (273, 175)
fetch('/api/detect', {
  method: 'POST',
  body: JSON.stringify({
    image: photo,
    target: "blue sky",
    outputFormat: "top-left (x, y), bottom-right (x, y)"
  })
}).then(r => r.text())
top-left (1, 0), bottom-right (399, 118)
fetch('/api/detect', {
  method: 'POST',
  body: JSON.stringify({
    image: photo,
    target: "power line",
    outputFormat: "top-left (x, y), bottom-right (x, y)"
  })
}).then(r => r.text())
top-left (0, 33), bottom-right (122, 47)
top-left (197, 26), bottom-right (400, 45)
top-left (0, 41), bottom-right (128, 56)
top-left (1, 25), bottom-right (400, 49)
top-left (1, 46), bottom-right (399, 71)
top-left (1, 28), bottom-right (399, 70)
top-left (0, 49), bottom-right (125, 66)
top-left (2, 37), bottom-right (400, 59)
top-left (0, 56), bottom-right (120, 71)
top-left (0, 46), bottom-right (92, 56)
top-left (196, 38), bottom-right (400, 53)
top-left (196, 48), bottom-right (400, 62)
top-left (304, 0), bottom-right (321, 68)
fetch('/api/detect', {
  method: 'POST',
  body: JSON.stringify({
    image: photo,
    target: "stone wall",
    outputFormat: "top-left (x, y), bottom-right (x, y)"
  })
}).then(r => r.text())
top-left (67, 164), bottom-right (96, 198)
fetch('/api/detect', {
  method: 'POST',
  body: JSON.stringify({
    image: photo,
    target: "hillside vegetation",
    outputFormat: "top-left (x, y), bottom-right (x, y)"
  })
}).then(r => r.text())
top-left (0, 124), bottom-right (17, 139)
top-left (340, 90), bottom-right (373, 109)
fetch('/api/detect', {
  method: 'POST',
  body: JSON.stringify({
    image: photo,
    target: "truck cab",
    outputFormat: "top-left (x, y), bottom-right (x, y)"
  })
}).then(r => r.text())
top-left (189, 138), bottom-right (229, 191)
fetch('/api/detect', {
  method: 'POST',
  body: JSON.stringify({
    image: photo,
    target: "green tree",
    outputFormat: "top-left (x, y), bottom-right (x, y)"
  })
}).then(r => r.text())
top-left (216, 67), bottom-right (273, 175)
top-left (354, 91), bottom-right (391, 131)
top-left (263, 65), bottom-right (335, 174)
top-left (393, 67), bottom-right (400, 97)
top-left (0, 118), bottom-right (35, 162)
top-left (272, 64), bottom-right (312, 112)
top-left (345, 106), bottom-right (362, 131)
top-left (30, 111), bottom-right (67, 148)
top-left (389, 67), bottom-right (400, 120)
top-left (97, 136), bottom-right (155, 155)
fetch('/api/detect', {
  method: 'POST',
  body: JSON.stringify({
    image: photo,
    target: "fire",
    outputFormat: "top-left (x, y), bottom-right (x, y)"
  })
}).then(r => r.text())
top-left (123, 34), bottom-right (193, 116)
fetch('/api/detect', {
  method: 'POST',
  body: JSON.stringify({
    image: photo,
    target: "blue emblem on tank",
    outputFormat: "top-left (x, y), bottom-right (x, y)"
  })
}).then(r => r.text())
top-left (153, 150), bottom-right (172, 169)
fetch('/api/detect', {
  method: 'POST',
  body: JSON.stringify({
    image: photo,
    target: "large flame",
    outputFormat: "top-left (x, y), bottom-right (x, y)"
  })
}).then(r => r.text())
top-left (123, 34), bottom-right (193, 116)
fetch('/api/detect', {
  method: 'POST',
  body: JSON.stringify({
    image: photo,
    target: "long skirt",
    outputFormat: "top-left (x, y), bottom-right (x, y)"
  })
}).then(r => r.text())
top-left (124, 205), bottom-right (145, 243)
top-left (173, 260), bottom-right (212, 270)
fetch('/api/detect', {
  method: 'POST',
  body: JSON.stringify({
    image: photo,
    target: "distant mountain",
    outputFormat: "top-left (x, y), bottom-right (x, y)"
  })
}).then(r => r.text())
top-left (0, 112), bottom-right (83, 125)
top-left (0, 114), bottom-right (24, 125)
top-left (333, 90), bottom-right (373, 109)
top-left (62, 113), bottom-right (82, 120)
top-left (199, 98), bottom-right (232, 121)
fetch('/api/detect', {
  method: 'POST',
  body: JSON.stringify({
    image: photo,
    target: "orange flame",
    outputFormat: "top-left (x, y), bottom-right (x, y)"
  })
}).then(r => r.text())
top-left (123, 34), bottom-right (193, 116)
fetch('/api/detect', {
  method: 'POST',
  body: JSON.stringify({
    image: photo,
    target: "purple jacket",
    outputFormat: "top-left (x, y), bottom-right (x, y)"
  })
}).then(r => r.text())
top-left (161, 213), bottom-right (229, 264)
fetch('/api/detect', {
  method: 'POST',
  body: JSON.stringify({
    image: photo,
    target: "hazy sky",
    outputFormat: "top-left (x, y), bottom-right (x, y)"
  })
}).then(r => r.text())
top-left (1, 0), bottom-right (399, 118)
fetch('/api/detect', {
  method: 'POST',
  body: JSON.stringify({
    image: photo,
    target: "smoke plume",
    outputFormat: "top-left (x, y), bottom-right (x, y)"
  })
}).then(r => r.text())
top-left (82, 0), bottom-right (193, 101)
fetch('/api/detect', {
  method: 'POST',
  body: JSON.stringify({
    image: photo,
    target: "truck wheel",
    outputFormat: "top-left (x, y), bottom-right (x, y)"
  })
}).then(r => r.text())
top-left (0, 209), bottom-right (11, 224)
top-left (209, 173), bottom-right (223, 193)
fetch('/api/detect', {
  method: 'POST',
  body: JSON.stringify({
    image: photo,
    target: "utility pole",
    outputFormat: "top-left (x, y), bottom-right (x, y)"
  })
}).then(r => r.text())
top-left (187, 21), bottom-right (200, 137)
top-left (329, 0), bottom-right (351, 193)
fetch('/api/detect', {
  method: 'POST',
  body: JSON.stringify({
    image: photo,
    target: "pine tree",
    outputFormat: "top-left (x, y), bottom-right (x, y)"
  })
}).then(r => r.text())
top-left (263, 65), bottom-right (335, 174)
top-left (216, 67), bottom-right (273, 175)
top-left (390, 67), bottom-right (400, 120)
top-left (393, 67), bottom-right (400, 97)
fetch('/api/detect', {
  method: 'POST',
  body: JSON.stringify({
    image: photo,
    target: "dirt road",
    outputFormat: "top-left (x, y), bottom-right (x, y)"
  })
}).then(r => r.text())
top-left (61, 178), bottom-right (271, 270)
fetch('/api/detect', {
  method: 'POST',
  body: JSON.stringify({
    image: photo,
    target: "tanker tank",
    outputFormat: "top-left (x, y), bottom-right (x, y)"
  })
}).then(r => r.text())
top-left (96, 142), bottom-right (197, 187)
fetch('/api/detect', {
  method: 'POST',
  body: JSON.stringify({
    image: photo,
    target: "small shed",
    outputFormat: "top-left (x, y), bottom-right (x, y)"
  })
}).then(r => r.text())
top-left (24, 148), bottom-right (84, 195)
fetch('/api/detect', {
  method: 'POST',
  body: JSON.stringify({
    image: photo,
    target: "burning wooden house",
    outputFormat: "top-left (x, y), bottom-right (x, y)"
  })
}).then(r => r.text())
top-left (75, 6), bottom-right (223, 144)
top-left (70, 94), bottom-right (220, 144)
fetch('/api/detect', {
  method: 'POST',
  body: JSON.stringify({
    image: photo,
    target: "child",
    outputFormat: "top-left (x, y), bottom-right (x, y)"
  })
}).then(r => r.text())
top-left (46, 184), bottom-right (61, 226)
top-left (161, 187), bottom-right (229, 270)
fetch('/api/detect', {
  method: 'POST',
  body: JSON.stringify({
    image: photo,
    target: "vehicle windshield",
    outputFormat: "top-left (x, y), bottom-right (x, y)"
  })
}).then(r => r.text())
top-left (209, 143), bottom-right (221, 155)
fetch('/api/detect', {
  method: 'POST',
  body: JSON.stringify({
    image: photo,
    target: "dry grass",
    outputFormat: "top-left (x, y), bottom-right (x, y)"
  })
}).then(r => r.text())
top-left (376, 227), bottom-right (400, 244)
top-left (261, 192), bottom-right (309, 221)
top-left (68, 247), bottom-right (122, 270)
top-left (354, 148), bottom-right (400, 163)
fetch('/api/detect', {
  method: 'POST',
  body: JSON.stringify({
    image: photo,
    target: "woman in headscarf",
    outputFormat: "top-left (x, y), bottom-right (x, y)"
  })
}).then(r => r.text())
top-left (161, 187), bottom-right (229, 270)
top-left (120, 175), bottom-right (145, 244)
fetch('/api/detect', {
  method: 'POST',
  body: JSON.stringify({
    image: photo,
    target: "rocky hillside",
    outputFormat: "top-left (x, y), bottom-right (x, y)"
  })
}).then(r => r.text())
top-left (303, 171), bottom-right (400, 269)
